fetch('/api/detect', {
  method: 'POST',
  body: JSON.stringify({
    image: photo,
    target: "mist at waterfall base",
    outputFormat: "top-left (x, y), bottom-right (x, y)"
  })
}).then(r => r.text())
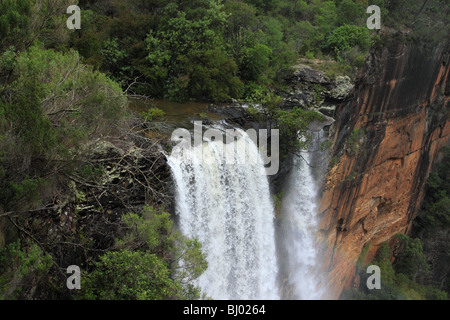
top-left (168, 126), bottom-right (326, 300)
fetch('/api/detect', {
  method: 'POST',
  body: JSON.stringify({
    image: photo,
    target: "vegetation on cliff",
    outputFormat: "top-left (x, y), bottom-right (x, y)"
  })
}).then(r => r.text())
top-left (414, 146), bottom-right (450, 236)
top-left (342, 235), bottom-right (447, 300)
top-left (79, 206), bottom-right (207, 300)
top-left (72, 0), bottom-right (381, 101)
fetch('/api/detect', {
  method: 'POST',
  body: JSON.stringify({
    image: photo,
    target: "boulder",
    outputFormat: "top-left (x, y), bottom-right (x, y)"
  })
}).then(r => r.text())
top-left (327, 76), bottom-right (354, 101)
top-left (289, 64), bottom-right (331, 86)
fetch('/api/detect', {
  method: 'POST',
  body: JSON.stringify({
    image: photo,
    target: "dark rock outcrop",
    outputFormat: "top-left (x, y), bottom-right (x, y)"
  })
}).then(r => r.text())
top-left (288, 64), bottom-right (332, 87)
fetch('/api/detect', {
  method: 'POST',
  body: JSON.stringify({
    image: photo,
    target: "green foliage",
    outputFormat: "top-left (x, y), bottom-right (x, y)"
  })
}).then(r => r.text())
top-left (292, 21), bottom-right (319, 55)
top-left (144, 1), bottom-right (242, 101)
top-left (68, 0), bottom-right (385, 100)
top-left (310, 0), bottom-right (338, 36)
top-left (248, 91), bottom-right (324, 153)
top-left (81, 206), bottom-right (208, 300)
top-left (78, 163), bottom-right (106, 183)
top-left (276, 106), bottom-right (324, 151)
top-left (0, 0), bottom-right (70, 52)
top-left (244, 0), bottom-right (280, 13)
top-left (223, 0), bottom-right (257, 60)
top-left (315, 59), bottom-right (351, 79)
top-left (372, 0), bottom-right (449, 46)
top-left (69, 9), bottom-right (111, 69)
top-left (244, 82), bottom-right (271, 103)
top-left (65, 0), bottom-right (449, 102)
top-left (0, 0), bottom-right (33, 51)
top-left (185, 48), bottom-right (244, 101)
top-left (305, 51), bottom-right (315, 60)
top-left (273, 191), bottom-right (283, 211)
top-left (0, 45), bottom-right (16, 81)
top-left (336, 0), bottom-right (366, 26)
top-left (338, 46), bottom-right (367, 72)
top-left (7, 43), bottom-right (126, 148)
top-left (415, 146), bottom-right (450, 234)
top-left (393, 234), bottom-right (429, 279)
top-left (116, 207), bottom-right (175, 254)
top-left (70, 4), bottom-right (157, 91)
top-left (261, 17), bottom-right (284, 52)
top-left (139, 108), bottom-right (166, 122)
top-left (81, 249), bottom-right (178, 300)
top-left (100, 37), bottom-right (130, 86)
top-left (346, 128), bottom-right (365, 155)
top-left (325, 25), bottom-right (372, 57)
top-left (240, 44), bottom-right (272, 82)
top-left (356, 241), bottom-right (372, 271)
top-left (0, 240), bottom-right (53, 299)
top-left (69, 0), bottom-right (415, 100)
top-left (0, 43), bottom-right (127, 211)
top-left (344, 237), bottom-right (447, 300)
top-left (8, 177), bottom-right (48, 208)
top-left (1, 0), bottom-right (448, 302)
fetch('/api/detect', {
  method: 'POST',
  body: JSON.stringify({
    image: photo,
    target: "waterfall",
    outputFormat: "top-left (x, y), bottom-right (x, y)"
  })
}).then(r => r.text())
top-left (279, 130), bottom-right (326, 300)
top-left (167, 126), bottom-right (280, 300)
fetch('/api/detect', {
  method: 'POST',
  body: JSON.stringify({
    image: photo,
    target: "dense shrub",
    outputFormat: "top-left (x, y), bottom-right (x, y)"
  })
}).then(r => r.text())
top-left (325, 24), bottom-right (372, 56)
top-left (0, 43), bottom-right (127, 211)
top-left (80, 206), bottom-right (207, 300)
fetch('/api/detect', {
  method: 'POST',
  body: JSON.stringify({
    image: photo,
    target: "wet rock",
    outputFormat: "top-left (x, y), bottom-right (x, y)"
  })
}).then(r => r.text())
top-left (281, 89), bottom-right (315, 108)
top-left (281, 63), bottom-right (350, 112)
top-left (308, 112), bottom-right (336, 132)
top-left (289, 64), bottom-right (331, 86)
top-left (208, 104), bottom-right (259, 129)
top-left (318, 104), bottom-right (337, 117)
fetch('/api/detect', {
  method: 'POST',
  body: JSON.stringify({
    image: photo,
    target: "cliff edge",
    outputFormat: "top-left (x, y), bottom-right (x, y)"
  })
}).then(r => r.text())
top-left (318, 38), bottom-right (450, 299)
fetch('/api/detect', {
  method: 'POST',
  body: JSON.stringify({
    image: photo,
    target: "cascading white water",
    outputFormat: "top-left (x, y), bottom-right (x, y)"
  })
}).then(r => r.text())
top-left (168, 126), bottom-right (279, 300)
top-left (279, 130), bottom-right (326, 300)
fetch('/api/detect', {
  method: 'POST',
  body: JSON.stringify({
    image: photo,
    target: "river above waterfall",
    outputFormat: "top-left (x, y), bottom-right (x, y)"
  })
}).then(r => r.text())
top-left (129, 98), bottom-right (224, 129)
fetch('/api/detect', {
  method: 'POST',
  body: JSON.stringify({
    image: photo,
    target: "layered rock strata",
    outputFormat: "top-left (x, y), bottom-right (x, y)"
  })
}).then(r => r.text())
top-left (318, 41), bottom-right (450, 299)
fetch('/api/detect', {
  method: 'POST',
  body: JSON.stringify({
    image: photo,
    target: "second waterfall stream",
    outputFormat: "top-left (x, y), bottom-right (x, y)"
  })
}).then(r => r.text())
top-left (278, 130), bottom-right (326, 299)
top-left (167, 123), bottom-right (326, 299)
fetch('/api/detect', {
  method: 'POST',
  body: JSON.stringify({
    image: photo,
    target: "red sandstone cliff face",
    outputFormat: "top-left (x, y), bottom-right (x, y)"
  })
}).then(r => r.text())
top-left (317, 41), bottom-right (450, 299)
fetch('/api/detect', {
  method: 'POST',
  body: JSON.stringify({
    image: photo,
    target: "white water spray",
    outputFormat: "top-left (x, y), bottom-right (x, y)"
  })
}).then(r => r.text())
top-left (279, 130), bottom-right (326, 300)
top-left (168, 127), bottom-right (279, 300)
